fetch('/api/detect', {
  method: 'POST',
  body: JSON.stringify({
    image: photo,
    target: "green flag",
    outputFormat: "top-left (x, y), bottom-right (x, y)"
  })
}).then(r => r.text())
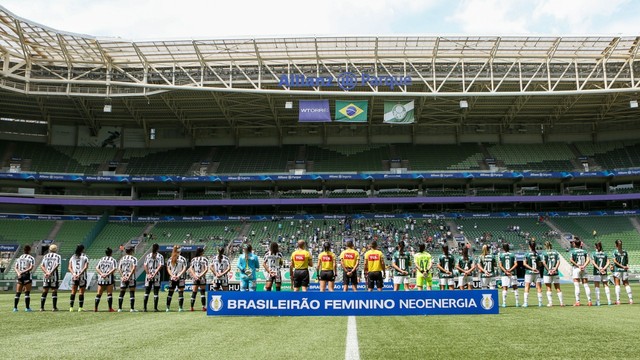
top-left (384, 100), bottom-right (415, 124)
top-left (335, 100), bottom-right (368, 122)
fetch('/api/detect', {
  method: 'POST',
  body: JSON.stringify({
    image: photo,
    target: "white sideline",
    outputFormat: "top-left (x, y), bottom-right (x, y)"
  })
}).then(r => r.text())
top-left (345, 316), bottom-right (360, 360)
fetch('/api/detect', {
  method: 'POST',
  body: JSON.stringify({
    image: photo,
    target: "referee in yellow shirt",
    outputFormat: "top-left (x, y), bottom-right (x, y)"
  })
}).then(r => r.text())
top-left (364, 241), bottom-right (386, 292)
top-left (289, 240), bottom-right (312, 292)
top-left (317, 242), bottom-right (337, 292)
top-left (339, 240), bottom-right (360, 292)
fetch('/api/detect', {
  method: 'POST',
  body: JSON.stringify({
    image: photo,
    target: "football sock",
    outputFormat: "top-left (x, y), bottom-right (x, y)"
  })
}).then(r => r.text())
top-left (153, 287), bottom-right (159, 310)
top-left (583, 284), bottom-right (591, 302)
top-left (14, 292), bottom-right (21, 309)
top-left (24, 291), bottom-right (30, 309)
top-left (118, 289), bottom-right (125, 309)
top-left (546, 291), bottom-right (552, 304)
top-left (69, 293), bottom-right (76, 308)
top-left (190, 291), bottom-right (197, 308)
top-left (557, 291), bottom-right (563, 305)
top-left (95, 294), bottom-right (102, 308)
top-left (514, 290), bottom-right (519, 304)
top-left (166, 289), bottom-right (174, 307)
top-left (604, 287), bottom-right (611, 303)
top-left (52, 292), bottom-right (58, 309)
top-left (625, 285), bottom-right (633, 301)
top-left (595, 288), bottom-right (600, 302)
top-left (107, 294), bottom-right (113, 309)
top-left (79, 294), bottom-right (84, 308)
top-left (130, 291), bottom-right (136, 309)
top-left (615, 285), bottom-right (621, 301)
top-left (41, 293), bottom-right (47, 309)
top-left (537, 292), bottom-right (543, 305)
top-left (574, 282), bottom-right (580, 302)
top-left (502, 290), bottom-right (507, 304)
top-left (200, 289), bottom-right (206, 307)
top-left (178, 291), bottom-right (184, 308)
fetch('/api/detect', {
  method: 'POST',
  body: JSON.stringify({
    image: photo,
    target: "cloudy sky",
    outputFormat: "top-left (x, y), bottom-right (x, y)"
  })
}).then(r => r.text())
top-left (2, 0), bottom-right (639, 40)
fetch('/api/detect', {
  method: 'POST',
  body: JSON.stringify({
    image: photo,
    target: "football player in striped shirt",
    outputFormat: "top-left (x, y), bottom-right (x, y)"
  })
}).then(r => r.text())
top-left (143, 243), bottom-right (164, 312)
top-left (40, 244), bottom-right (61, 311)
top-left (391, 241), bottom-right (411, 291)
top-left (262, 242), bottom-right (283, 291)
top-left (13, 245), bottom-right (35, 312)
top-left (455, 246), bottom-right (475, 290)
top-left (339, 240), bottom-right (360, 292)
top-left (542, 241), bottom-right (564, 307)
top-left (437, 245), bottom-right (455, 290)
top-left (317, 242), bottom-right (337, 292)
top-left (188, 247), bottom-right (209, 311)
top-left (117, 247), bottom-right (138, 312)
top-left (612, 239), bottom-right (633, 305)
top-left (68, 245), bottom-right (89, 312)
top-left (165, 245), bottom-right (188, 312)
top-left (591, 241), bottom-right (612, 306)
top-left (498, 243), bottom-right (519, 308)
top-left (476, 245), bottom-right (497, 290)
top-left (569, 238), bottom-right (592, 306)
top-left (94, 247), bottom-right (118, 312)
top-left (211, 247), bottom-right (231, 291)
top-left (523, 241), bottom-right (543, 307)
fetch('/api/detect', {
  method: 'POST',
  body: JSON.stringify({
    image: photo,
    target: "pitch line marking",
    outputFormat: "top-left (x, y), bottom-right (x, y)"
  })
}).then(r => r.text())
top-left (345, 316), bottom-right (360, 360)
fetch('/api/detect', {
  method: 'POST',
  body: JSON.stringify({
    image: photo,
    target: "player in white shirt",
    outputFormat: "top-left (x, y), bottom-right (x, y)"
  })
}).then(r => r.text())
top-left (143, 243), bottom-right (164, 312)
top-left (263, 242), bottom-right (284, 291)
top-left (165, 245), bottom-right (188, 312)
top-left (68, 245), bottom-right (89, 312)
top-left (117, 247), bottom-right (138, 312)
top-left (13, 245), bottom-right (35, 312)
top-left (94, 247), bottom-right (118, 312)
top-left (40, 244), bottom-right (62, 311)
top-left (211, 248), bottom-right (231, 291)
top-left (188, 247), bottom-right (209, 311)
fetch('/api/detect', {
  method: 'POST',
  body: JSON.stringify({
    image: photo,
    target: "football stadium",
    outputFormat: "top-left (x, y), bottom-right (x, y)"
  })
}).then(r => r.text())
top-left (1, 3), bottom-right (640, 359)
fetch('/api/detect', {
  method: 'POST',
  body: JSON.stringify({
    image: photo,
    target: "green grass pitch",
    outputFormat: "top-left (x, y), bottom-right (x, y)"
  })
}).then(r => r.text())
top-left (0, 285), bottom-right (638, 360)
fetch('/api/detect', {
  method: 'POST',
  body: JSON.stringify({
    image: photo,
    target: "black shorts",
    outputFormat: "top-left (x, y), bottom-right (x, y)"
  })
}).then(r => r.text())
top-left (120, 278), bottom-right (136, 289)
top-left (97, 274), bottom-right (114, 287)
top-left (71, 277), bottom-right (87, 289)
top-left (367, 271), bottom-right (384, 289)
top-left (42, 280), bottom-right (59, 289)
top-left (169, 279), bottom-right (186, 290)
top-left (343, 268), bottom-right (358, 286)
top-left (214, 277), bottom-right (228, 289)
top-left (193, 278), bottom-right (207, 287)
top-left (319, 270), bottom-right (335, 282)
top-left (17, 273), bottom-right (32, 286)
top-left (293, 269), bottom-right (310, 288)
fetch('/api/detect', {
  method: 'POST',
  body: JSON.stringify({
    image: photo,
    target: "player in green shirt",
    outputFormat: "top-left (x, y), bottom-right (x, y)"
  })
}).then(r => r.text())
top-left (542, 241), bottom-right (564, 307)
top-left (523, 240), bottom-right (543, 307)
top-left (437, 245), bottom-right (455, 290)
top-left (569, 238), bottom-right (592, 306)
top-left (455, 246), bottom-right (475, 290)
top-left (413, 243), bottom-right (432, 290)
top-left (476, 245), bottom-right (497, 290)
top-left (391, 241), bottom-right (411, 291)
top-left (612, 239), bottom-right (633, 305)
top-left (498, 243), bottom-right (519, 308)
top-left (591, 241), bottom-right (611, 306)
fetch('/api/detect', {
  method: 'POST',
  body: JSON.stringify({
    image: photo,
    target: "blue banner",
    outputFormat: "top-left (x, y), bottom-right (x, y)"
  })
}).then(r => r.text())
top-left (207, 290), bottom-right (499, 317)
top-left (0, 169), bottom-right (635, 184)
top-left (0, 244), bottom-right (20, 251)
top-left (299, 100), bottom-right (331, 122)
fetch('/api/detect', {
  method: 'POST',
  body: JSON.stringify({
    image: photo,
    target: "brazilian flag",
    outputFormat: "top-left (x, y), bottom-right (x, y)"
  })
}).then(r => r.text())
top-left (335, 100), bottom-right (368, 122)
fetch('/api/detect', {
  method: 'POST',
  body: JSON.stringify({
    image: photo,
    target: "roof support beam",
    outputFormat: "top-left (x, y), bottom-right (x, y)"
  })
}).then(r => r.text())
top-left (71, 98), bottom-right (99, 136)
top-left (160, 93), bottom-right (193, 137)
top-left (122, 99), bottom-right (150, 147)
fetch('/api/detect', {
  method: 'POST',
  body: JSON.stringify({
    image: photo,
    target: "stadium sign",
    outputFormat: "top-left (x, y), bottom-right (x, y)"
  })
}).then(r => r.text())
top-left (207, 290), bottom-right (498, 316)
top-left (278, 72), bottom-right (412, 91)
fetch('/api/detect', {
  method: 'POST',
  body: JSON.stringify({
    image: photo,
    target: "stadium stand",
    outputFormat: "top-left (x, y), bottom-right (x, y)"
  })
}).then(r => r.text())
top-left (486, 143), bottom-right (576, 171)
top-left (395, 144), bottom-right (484, 171)
top-left (454, 217), bottom-right (557, 251)
top-left (84, 223), bottom-right (147, 259)
top-left (123, 147), bottom-right (211, 175)
top-left (54, 221), bottom-right (99, 256)
top-left (214, 146), bottom-right (296, 174)
top-left (306, 145), bottom-right (388, 172)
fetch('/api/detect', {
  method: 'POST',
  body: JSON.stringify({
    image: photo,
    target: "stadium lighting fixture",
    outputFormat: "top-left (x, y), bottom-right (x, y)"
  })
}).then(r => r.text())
top-left (103, 98), bottom-right (112, 113)
top-left (630, 100), bottom-right (638, 108)
top-left (459, 100), bottom-right (469, 109)
top-left (285, 101), bottom-right (293, 109)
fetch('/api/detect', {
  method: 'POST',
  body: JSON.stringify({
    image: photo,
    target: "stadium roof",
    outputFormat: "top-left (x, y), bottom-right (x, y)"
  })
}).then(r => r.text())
top-left (1, 5), bottom-right (640, 140)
